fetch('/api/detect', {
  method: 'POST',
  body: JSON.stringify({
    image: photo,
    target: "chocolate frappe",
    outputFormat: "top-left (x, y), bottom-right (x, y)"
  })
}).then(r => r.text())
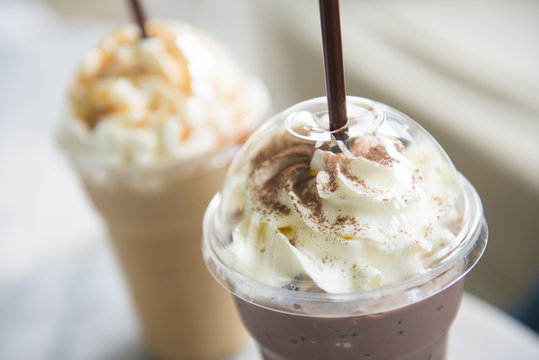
top-left (237, 280), bottom-right (464, 360)
top-left (203, 97), bottom-right (487, 360)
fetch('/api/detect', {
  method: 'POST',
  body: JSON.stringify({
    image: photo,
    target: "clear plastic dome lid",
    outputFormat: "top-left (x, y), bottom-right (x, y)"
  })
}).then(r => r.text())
top-left (205, 97), bottom-right (485, 296)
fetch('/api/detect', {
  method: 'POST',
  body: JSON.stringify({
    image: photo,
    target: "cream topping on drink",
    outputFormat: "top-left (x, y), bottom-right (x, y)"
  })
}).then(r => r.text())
top-left (220, 109), bottom-right (463, 293)
top-left (58, 21), bottom-right (268, 166)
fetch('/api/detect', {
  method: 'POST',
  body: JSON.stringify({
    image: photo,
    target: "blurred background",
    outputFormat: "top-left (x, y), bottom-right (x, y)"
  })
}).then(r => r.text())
top-left (1, 0), bottom-right (538, 358)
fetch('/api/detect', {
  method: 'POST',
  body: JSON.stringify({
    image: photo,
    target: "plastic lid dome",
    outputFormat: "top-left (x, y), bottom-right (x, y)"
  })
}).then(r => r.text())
top-left (204, 96), bottom-right (485, 299)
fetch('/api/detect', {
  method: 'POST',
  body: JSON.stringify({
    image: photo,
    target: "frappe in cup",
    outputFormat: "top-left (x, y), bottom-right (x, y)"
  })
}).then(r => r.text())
top-left (57, 21), bottom-right (269, 360)
top-left (203, 97), bottom-right (487, 360)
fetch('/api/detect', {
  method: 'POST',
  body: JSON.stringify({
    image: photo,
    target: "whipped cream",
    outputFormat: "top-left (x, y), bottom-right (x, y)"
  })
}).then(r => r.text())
top-left (220, 107), bottom-right (463, 294)
top-left (58, 21), bottom-right (268, 169)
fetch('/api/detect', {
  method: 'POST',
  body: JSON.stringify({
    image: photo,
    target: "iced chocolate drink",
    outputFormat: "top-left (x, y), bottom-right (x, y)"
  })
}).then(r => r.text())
top-left (203, 97), bottom-right (487, 360)
top-left (57, 21), bottom-right (269, 360)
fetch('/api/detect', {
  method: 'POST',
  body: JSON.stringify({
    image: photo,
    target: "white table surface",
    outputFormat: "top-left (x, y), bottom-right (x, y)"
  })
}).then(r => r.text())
top-left (1, 231), bottom-right (538, 360)
top-left (0, 2), bottom-right (538, 359)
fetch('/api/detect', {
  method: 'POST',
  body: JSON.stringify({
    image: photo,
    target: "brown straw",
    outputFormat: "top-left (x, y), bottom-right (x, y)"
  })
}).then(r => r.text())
top-left (128, 0), bottom-right (148, 38)
top-left (319, 0), bottom-right (348, 142)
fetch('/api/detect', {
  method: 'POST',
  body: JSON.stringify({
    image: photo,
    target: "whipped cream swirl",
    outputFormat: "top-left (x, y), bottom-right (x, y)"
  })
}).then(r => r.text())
top-left (221, 117), bottom-right (462, 293)
top-left (58, 21), bottom-right (268, 168)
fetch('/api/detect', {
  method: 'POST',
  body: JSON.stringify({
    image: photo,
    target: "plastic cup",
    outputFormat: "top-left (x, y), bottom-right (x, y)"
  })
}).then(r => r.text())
top-left (80, 161), bottom-right (240, 359)
top-left (202, 97), bottom-right (487, 360)
top-left (57, 20), bottom-right (271, 359)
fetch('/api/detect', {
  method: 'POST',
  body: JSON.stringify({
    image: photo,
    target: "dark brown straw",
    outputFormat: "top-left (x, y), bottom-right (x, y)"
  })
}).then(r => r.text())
top-left (128, 0), bottom-right (148, 38)
top-left (319, 0), bottom-right (348, 142)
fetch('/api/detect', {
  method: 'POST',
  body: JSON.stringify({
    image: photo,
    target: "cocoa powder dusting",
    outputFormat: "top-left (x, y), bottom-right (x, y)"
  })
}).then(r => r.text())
top-left (349, 138), bottom-right (395, 167)
top-left (322, 155), bottom-right (339, 194)
top-left (394, 141), bottom-right (405, 153)
top-left (246, 133), bottom-right (399, 237)
top-left (248, 137), bottom-right (315, 217)
top-left (335, 215), bottom-right (357, 227)
top-left (363, 144), bottom-right (393, 166)
top-left (292, 173), bottom-right (325, 223)
top-left (340, 163), bottom-right (368, 191)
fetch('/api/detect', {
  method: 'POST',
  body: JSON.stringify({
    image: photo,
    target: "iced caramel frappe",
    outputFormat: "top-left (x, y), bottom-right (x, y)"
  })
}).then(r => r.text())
top-left (203, 97), bottom-right (487, 360)
top-left (57, 21), bottom-right (269, 360)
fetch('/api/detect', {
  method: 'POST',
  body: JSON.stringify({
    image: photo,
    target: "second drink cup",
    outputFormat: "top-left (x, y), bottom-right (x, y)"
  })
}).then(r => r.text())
top-left (58, 21), bottom-right (269, 359)
top-left (203, 97), bottom-right (488, 360)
